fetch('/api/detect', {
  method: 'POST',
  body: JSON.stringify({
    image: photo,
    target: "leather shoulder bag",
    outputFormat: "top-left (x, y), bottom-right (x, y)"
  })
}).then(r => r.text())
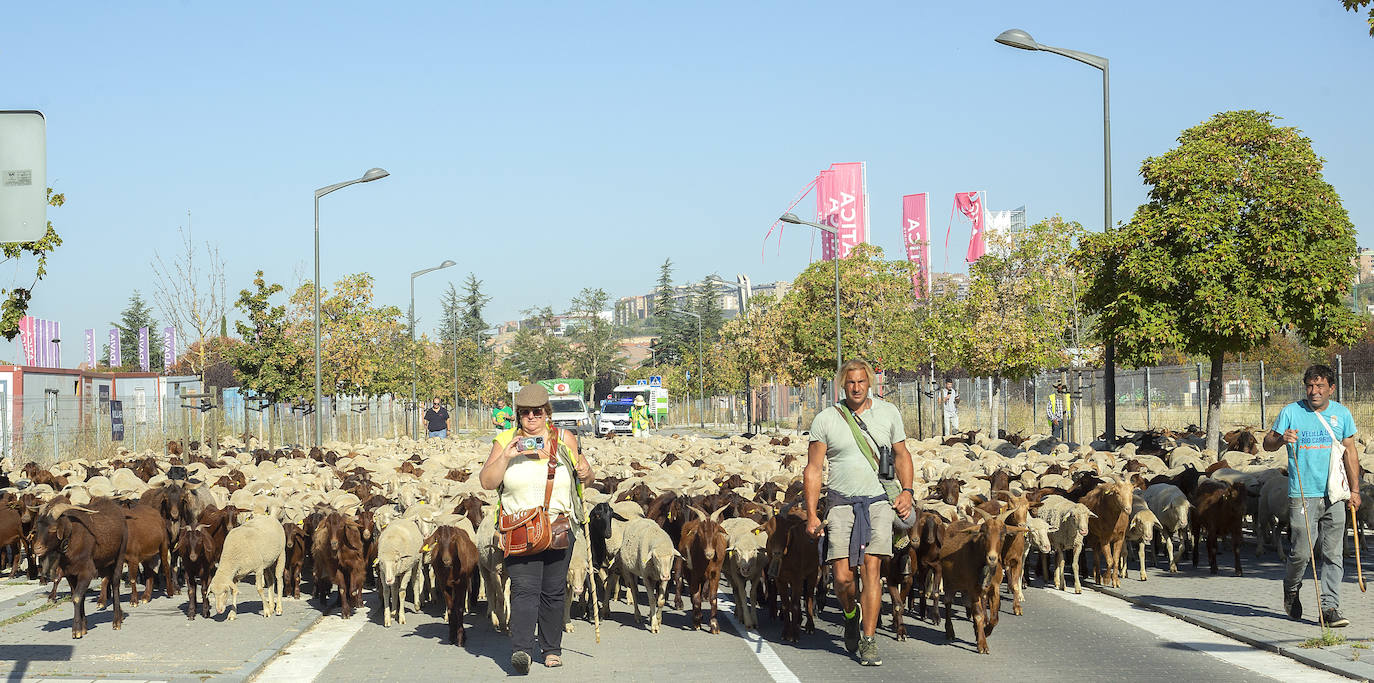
top-left (499, 427), bottom-right (572, 557)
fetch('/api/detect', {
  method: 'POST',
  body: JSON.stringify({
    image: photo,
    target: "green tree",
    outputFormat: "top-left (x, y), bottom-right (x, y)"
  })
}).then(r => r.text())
top-left (0, 189), bottom-right (64, 340)
top-left (650, 259), bottom-right (688, 365)
top-left (507, 306), bottom-right (569, 380)
top-left (459, 274), bottom-right (491, 341)
top-left (568, 288), bottom-right (624, 398)
top-left (927, 217), bottom-right (1085, 436)
top-left (692, 277), bottom-right (727, 347)
top-left (289, 273), bottom-right (407, 400)
top-left (225, 272), bottom-right (309, 408)
top-left (106, 291), bottom-right (164, 370)
top-left (1343, 0), bottom-right (1374, 36)
top-left (1078, 110), bottom-right (1362, 453)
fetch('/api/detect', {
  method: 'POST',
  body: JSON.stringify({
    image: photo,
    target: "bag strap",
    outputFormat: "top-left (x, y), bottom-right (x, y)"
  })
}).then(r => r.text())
top-left (834, 402), bottom-right (881, 474)
top-left (1309, 402), bottom-right (1350, 496)
top-left (542, 427), bottom-right (562, 509)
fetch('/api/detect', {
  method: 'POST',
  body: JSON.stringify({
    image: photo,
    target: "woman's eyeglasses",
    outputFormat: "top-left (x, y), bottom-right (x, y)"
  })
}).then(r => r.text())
top-left (518, 409), bottom-right (544, 418)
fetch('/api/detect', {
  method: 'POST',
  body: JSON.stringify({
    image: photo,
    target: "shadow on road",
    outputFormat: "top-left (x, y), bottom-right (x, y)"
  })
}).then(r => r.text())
top-left (0, 644), bottom-right (73, 682)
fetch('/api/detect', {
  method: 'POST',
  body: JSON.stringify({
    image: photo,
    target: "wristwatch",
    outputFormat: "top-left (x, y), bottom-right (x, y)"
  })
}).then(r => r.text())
top-left (901, 487), bottom-right (915, 497)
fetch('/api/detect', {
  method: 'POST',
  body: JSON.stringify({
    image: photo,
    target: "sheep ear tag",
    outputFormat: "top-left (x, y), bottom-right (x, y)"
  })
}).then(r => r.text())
top-left (422, 544), bottom-right (432, 552)
top-left (752, 528), bottom-right (762, 535)
top-left (296, 520), bottom-right (304, 527)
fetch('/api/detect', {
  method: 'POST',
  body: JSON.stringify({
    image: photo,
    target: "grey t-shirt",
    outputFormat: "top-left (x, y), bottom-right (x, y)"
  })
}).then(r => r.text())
top-left (809, 398), bottom-right (905, 497)
top-left (942, 388), bottom-right (958, 413)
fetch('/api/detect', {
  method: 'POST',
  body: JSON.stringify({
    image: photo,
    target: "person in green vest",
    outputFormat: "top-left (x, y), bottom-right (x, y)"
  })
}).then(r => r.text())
top-left (1046, 381), bottom-right (1071, 441)
top-left (630, 395), bottom-right (652, 438)
top-left (491, 397), bottom-right (514, 431)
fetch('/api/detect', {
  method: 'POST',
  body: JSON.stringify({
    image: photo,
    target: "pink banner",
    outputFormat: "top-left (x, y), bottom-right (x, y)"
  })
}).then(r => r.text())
top-left (85, 329), bottom-right (95, 368)
top-left (18, 316), bottom-right (35, 366)
top-left (956, 192), bottom-right (986, 262)
top-left (902, 193), bottom-right (929, 298)
top-left (816, 162), bottom-right (866, 260)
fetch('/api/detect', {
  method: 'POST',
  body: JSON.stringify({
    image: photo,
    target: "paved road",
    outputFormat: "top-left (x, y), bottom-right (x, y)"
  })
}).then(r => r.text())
top-left (0, 566), bottom-right (1352, 682)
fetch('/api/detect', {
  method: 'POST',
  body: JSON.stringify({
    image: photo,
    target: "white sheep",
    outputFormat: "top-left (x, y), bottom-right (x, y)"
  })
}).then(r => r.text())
top-left (376, 519), bottom-right (425, 627)
top-left (1118, 492), bottom-right (1163, 582)
top-left (1254, 473), bottom-right (1290, 559)
top-left (1021, 516), bottom-right (1054, 588)
top-left (721, 517), bottom-right (767, 629)
top-left (1033, 495), bottom-right (1094, 594)
top-left (1142, 483), bottom-right (1191, 572)
top-left (475, 510), bottom-right (509, 632)
top-left (614, 516), bottom-right (680, 633)
top-left (563, 529), bottom-right (598, 634)
top-left (207, 515), bottom-right (285, 620)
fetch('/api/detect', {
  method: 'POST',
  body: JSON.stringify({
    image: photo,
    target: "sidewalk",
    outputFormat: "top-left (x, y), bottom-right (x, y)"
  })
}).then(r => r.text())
top-left (1086, 545), bottom-right (1374, 680)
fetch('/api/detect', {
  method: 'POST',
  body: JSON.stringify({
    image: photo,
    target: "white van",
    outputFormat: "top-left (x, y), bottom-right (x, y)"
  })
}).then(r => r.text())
top-left (549, 395), bottom-right (594, 436)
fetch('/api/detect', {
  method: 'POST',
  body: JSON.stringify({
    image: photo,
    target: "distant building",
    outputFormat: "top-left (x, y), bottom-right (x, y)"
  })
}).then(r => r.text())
top-left (1354, 247), bottom-right (1373, 285)
top-left (930, 272), bottom-right (971, 299)
top-left (614, 278), bottom-right (791, 326)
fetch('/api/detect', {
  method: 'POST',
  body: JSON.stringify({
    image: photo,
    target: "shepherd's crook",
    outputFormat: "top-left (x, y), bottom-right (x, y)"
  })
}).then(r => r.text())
top-left (1352, 500), bottom-right (1367, 593)
top-left (1288, 442), bottom-right (1327, 630)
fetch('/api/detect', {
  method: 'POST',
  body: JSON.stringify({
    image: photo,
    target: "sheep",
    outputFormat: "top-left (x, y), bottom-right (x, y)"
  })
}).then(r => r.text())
top-left (1021, 516), bottom-right (1053, 585)
top-left (375, 518), bottom-right (425, 627)
top-left (1254, 473), bottom-right (1291, 559)
top-left (721, 516), bottom-right (767, 630)
top-left (1142, 483), bottom-right (1191, 572)
top-left (475, 510), bottom-right (509, 632)
top-left (613, 515), bottom-right (680, 633)
top-left (563, 529), bottom-right (598, 635)
top-left (207, 515), bottom-right (285, 620)
top-left (1032, 495), bottom-right (1093, 594)
top-left (1118, 492), bottom-right (1163, 581)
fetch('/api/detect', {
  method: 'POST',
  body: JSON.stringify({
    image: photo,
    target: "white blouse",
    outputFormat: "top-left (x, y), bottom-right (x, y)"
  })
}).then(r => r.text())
top-left (500, 451), bottom-right (575, 516)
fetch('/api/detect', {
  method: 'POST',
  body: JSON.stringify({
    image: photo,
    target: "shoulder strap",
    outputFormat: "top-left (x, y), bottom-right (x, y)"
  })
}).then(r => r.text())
top-left (834, 403), bottom-right (880, 473)
top-left (543, 427), bottom-right (560, 508)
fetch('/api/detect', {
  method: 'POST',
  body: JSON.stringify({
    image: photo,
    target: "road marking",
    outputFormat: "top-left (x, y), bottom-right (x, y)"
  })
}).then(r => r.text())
top-left (716, 592), bottom-right (801, 683)
top-left (1044, 588), bottom-right (1346, 682)
top-left (252, 610), bottom-right (367, 683)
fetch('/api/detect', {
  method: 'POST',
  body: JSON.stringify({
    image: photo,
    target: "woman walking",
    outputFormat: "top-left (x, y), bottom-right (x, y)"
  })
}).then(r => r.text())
top-left (480, 384), bottom-right (593, 673)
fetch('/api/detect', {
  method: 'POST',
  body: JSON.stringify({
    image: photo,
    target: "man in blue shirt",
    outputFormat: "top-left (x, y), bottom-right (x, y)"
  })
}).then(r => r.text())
top-left (1263, 364), bottom-right (1363, 628)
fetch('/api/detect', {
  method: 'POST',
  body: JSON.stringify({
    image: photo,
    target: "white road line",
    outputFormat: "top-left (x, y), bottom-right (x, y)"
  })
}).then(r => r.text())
top-left (252, 610), bottom-right (367, 683)
top-left (1044, 588), bottom-right (1346, 683)
top-left (716, 592), bottom-right (802, 683)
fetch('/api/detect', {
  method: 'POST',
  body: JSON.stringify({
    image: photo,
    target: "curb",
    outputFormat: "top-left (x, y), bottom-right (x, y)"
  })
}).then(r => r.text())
top-left (1086, 583), bottom-right (1374, 681)
top-left (213, 607), bottom-right (324, 683)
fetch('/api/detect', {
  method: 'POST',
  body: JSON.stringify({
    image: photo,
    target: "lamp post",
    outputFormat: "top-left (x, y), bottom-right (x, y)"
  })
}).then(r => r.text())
top-left (409, 260), bottom-right (457, 439)
top-left (995, 28), bottom-right (1115, 444)
top-left (314, 167), bottom-right (389, 448)
top-left (779, 212), bottom-right (842, 378)
top-left (671, 309), bottom-right (704, 429)
top-left (708, 274), bottom-right (754, 432)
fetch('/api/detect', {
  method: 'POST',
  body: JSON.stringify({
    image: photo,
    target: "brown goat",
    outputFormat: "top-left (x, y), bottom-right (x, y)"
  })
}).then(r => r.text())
top-left (1190, 478), bottom-right (1246, 576)
top-left (311, 511), bottom-right (367, 618)
top-left (176, 525), bottom-right (218, 619)
top-left (1082, 481), bottom-right (1133, 589)
top-left (282, 522), bottom-right (308, 599)
top-left (678, 505), bottom-right (730, 634)
top-left (120, 503), bottom-right (177, 605)
top-left (30, 497), bottom-right (128, 638)
top-left (940, 507), bottom-right (1019, 654)
top-left (427, 525), bottom-right (480, 646)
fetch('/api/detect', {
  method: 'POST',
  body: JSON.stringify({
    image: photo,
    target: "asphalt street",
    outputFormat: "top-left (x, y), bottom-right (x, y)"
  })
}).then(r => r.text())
top-left (0, 568), bottom-right (1350, 682)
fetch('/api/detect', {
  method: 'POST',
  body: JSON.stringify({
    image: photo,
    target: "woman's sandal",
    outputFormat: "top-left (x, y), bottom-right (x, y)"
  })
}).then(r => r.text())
top-left (544, 654), bottom-right (563, 668)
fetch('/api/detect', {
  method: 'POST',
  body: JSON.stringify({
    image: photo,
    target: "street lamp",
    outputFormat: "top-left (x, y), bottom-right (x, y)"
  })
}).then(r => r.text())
top-left (779, 212), bottom-right (842, 377)
top-left (410, 259), bottom-right (457, 439)
top-left (995, 28), bottom-right (1115, 444)
top-left (707, 274), bottom-right (755, 432)
top-left (671, 309), bottom-right (704, 429)
top-left (314, 167), bottom-right (389, 447)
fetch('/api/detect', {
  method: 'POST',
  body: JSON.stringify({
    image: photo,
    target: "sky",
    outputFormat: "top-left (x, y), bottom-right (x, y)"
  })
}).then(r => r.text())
top-left (1, 1), bottom-right (1371, 367)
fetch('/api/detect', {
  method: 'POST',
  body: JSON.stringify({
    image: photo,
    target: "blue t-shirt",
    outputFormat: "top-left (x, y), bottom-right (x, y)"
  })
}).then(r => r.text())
top-left (1271, 400), bottom-right (1355, 498)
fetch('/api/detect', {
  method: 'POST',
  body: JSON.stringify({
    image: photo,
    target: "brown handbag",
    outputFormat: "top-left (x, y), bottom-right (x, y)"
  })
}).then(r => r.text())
top-left (499, 428), bottom-right (572, 557)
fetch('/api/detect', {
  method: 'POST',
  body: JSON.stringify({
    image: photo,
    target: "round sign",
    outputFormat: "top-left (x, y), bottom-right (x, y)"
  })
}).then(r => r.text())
top-left (554, 382), bottom-right (569, 394)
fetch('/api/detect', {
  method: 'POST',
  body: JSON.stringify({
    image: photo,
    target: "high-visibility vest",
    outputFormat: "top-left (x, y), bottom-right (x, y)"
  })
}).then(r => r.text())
top-left (1047, 393), bottom-right (1072, 420)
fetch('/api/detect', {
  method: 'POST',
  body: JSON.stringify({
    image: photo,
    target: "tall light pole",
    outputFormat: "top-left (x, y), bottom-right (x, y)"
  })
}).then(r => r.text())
top-left (779, 213), bottom-right (842, 377)
top-left (314, 167), bottom-right (389, 448)
top-left (708, 274), bottom-right (755, 431)
top-left (671, 309), bottom-right (703, 429)
top-left (995, 28), bottom-right (1114, 444)
top-left (410, 259), bottom-right (457, 439)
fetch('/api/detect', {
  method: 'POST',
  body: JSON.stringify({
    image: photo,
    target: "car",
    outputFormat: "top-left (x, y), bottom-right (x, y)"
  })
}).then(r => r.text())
top-left (549, 395), bottom-right (594, 436)
top-left (598, 401), bottom-right (634, 436)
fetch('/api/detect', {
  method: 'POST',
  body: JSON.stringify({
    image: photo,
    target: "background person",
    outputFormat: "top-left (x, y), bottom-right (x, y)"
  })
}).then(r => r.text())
top-left (1046, 381), bottom-right (1071, 441)
top-left (1263, 364), bottom-right (1361, 628)
top-left (479, 384), bottom-right (594, 672)
top-left (805, 359), bottom-right (914, 667)
top-left (492, 397), bottom-right (514, 431)
top-left (423, 399), bottom-right (449, 438)
top-left (941, 379), bottom-right (959, 436)
top-left (630, 395), bottom-right (651, 438)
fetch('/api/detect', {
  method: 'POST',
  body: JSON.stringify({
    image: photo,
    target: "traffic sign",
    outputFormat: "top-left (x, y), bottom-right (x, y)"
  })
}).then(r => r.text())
top-left (635, 379), bottom-right (648, 386)
top-left (507, 381), bottom-right (521, 393)
top-left (648, 376), bottom-right (662, 387)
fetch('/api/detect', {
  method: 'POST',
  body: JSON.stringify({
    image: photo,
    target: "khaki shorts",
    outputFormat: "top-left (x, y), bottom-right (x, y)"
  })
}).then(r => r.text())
top-left (826, 501), bottom-right (894, 562)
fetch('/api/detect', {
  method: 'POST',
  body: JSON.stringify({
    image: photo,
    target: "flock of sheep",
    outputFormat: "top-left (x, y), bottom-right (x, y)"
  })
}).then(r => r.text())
top-left (2, 423), bottom-right (1372, 656)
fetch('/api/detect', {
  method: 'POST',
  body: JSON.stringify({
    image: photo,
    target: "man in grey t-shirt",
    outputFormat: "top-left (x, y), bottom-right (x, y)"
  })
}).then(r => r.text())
top-left (805, 359), bottom-right (914, 667)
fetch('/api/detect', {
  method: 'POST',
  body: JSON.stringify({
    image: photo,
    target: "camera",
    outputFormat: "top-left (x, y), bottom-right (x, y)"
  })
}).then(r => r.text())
top-left (877, 444), bottom-right (895, 480)
top-left (518, 436), bottom-right (545, 452)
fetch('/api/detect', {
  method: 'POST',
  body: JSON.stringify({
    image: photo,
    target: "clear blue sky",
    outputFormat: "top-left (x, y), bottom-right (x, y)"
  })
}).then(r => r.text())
top-left (3, 1), bottom-right (1371, 366)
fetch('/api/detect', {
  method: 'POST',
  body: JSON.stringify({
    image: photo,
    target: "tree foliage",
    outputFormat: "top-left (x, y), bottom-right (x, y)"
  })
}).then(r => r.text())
top-left (0, 189), bottom-right (64, 340)
top-left (288, 273), bottom-right (407, 399)
top-left (225, 271), bottom-right (309, 401)
top-left (150, 221), bottom-right (226, 376)
top-left (568, 288), bottom-right (623, 395)
top-left (1077, 110), bottom-right (1361, 450)
top-left (106, 291), bottom-right (164, 370)
top-left (1343, 0), bottom-right (1374, 36)
top-left (507, 306), bottom-right (569, 380)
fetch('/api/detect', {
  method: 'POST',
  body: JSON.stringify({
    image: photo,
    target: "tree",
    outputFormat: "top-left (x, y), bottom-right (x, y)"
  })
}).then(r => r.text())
top-left (568, 288), bottom-right (624, 397)
top-left (288, 273), bottom-right (407, 400)
top-left (1078, 110), bottom-right (1362, 453)
top-left (150, 220), bottom-right (227, 377)
top-left (507, 306), bottom-right (569, 380)
top-left (928, 217), bottom-right (1084, 436)
top-left (0, 188), bottom-right (64, 340)
top-left (1343, 0), bottom-right (1374, 36)
top-left (692, 277), bottom-right (727, 347)
top-left (650, 259), bottom-right (688, 365)
top-left (225, 271), bottom-right (310, 403)
top-left (106, 291), bottom-right (164, 370)
top-left (459, 274), bottom-right (491, 342)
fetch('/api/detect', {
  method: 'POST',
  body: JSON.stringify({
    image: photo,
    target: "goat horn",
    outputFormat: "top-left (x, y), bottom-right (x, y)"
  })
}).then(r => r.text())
top-left (995, 509), bottom-right (1014, 524)
top-left (709, 504), bottom-right (729, 524)
top-left (68, 506), bottom-right (96, 514)
top-left (687, 505), bottom-right (708, 522)
top-left (971, 507), bottom-right (993, 522)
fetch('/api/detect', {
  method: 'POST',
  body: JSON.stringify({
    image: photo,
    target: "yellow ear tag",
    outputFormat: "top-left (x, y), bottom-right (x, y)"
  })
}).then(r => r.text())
top-left (296, 520), bottom-right (304, 527)
top-left (752, 528), bottom-right (762, 535)
top-left (418, 500), bottom-right (427, 505)
top-left (422, 544), bottom-right (432, 552)
top-left (668, 511), bottom-right (673, 521)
